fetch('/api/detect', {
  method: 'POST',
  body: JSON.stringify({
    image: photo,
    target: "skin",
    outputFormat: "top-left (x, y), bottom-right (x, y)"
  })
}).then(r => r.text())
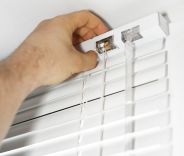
top-left (0, 10), bottom-right (109, 143)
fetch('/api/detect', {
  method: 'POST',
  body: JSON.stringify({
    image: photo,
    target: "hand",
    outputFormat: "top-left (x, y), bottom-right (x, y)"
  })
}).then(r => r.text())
top-left (0, 10), bottom-right (109, 142)
top-left (5, 10), bottom-right (108, 90)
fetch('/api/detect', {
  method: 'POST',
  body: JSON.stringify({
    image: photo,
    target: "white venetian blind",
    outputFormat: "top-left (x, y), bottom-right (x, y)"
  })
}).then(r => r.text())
top-left (0, 13), bottom-right (172, 156)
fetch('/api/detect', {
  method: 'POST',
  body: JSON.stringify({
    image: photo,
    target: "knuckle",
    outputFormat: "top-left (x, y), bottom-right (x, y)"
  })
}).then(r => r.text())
top-left (52, 16), bottom-right (62, 22)
top-left (80, 10), bottom-right (91, 15)
top-left (39, 18), bottom-right (58, 28)
top-left (52, 16), bottom-right (69, 27)
top-left (39, 19), bottom-right (51, 26)
top-left (73, 10), bottom-right (91, 19)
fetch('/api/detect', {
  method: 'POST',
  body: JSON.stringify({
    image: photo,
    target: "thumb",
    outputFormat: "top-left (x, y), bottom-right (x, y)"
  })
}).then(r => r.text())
top-left (74, 50), bottom-right (98, 73)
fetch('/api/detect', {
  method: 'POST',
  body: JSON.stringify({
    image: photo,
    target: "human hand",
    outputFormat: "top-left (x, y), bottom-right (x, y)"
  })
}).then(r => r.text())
top-left (0, 10), bottom-right (109, 142)
top-left (6, 10), bottom-right (108, 90)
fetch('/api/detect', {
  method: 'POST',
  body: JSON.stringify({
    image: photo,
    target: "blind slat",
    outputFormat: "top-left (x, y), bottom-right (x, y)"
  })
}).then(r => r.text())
top-left (7, 92), bottom-right (169, 139)
top-left (1, 127), bottom-right (171, 156)
top-left (2, 110), bottom-right (170, 152)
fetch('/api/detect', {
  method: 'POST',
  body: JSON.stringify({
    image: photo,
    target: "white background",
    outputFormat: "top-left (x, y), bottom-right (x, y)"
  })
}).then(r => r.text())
top-left (0, 0), bottom-right (184, 155)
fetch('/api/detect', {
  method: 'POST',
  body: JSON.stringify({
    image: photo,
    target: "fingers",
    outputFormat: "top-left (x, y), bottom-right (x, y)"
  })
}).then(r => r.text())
top-left (73, 50), bottom-right (98, 73)
top-left (76, 27), bottom-right (96, 40)
top-left (80, 51), bottom-right (98, 71)
top-left (69, 10), bottom-right (109, 34)
top-left (55, 10), bottom-right (109, 39)
top-left (72, 28), bottom-right (96, 45)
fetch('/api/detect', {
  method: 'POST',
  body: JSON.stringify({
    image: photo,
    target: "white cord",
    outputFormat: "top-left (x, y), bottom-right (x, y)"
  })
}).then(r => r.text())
top-left (77, 74), bottom-right (88, 156)
top-left (100, 50), bottom-right (108, 156)
top-left (125, 41), bottom-right (135, 150)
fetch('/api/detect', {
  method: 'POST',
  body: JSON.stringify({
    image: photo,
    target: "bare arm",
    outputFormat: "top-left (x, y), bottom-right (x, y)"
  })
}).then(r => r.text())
top-left (0, 10), bottom-right (108, 142)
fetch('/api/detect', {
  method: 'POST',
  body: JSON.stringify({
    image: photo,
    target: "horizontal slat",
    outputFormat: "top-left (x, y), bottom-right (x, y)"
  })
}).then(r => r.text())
top-left (20, 79), bottom-right (83, 112)
top-left (2, 110), bottom-right (170, 152)
top-left (103, 38), bottom-right (165, 68)
top-left (105, 62), bottom-right (166, 84)
top-left (8, 93), bottom-right (169, 143)
top-left (102, 128), bottom-right (171, 156)
top-left (46, 145), bottom-right (172, 156)
top-left (8, 107), bottom-right (170, 143)
top-left (13, 77), bottom-right (168, 124)
top-left (7, 92), bottom-right (169, 140)
top-left (105, 92), bottom-right (169, 114)
top-left (135, 38), bottom-right (165, 57)
top-left (135, 51), bottom-right (167, 71)
top-left (1, 127), bottom-right (172, 156)
top-left (106, 78), bottom-right (167, 99)
top-left (111, 145), bottom-right (172, 156)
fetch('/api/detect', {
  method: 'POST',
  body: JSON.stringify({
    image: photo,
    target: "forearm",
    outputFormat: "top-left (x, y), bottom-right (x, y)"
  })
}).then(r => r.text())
top-left (0, 46), bottom-right (42, 142)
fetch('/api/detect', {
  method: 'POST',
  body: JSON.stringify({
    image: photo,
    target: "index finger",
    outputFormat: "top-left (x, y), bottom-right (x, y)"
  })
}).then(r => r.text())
top-left (57, 10), bottom-right (109, 36)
